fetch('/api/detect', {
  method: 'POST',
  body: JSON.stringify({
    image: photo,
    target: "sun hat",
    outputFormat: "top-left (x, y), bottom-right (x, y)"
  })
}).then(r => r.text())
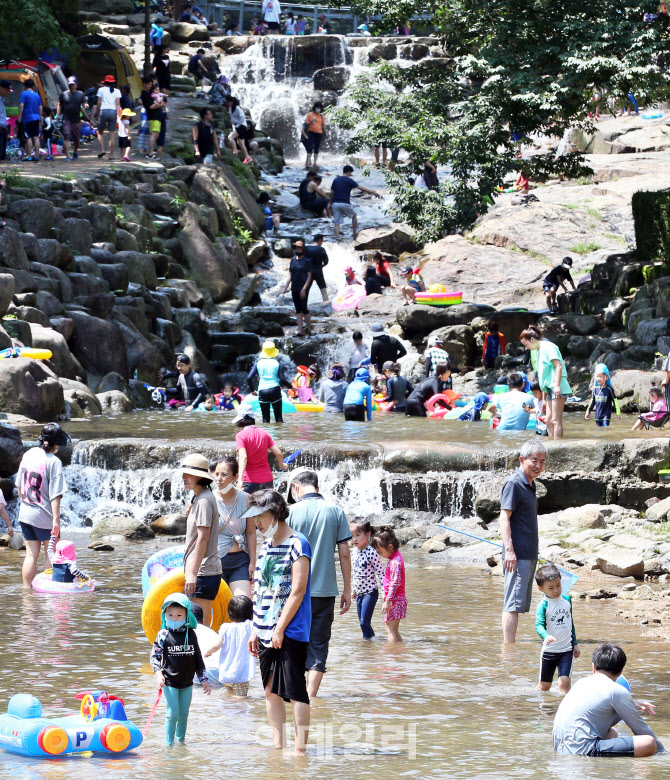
top-left (473, 392), bottom-right (490, 411)
top-left (38, 423), bottom-right (71, 447)
top-left (428, 335), bottom-right (444, 345)
top-left (241, 503), bottom-right (271, 519)
top-left (101, 75), bottom-right (117, 84)
top-left (120, 108), bottom-right (136, 117)
top-left (52, 540), bottom-right (77, 565)
top-left (355, 367), bottom-right (370, 381)
top-left (232, 411), bottom-right (255, 425)
top-left (260, 340), bottom-right (279, 359)
top-left (344, 266), bottom-right (354, 275)
top-left (179, 453), bottom-right (211, 479)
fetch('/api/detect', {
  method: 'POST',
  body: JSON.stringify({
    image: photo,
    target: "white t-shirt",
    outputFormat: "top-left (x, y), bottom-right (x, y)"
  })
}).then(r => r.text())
top-left (97, 87), bottom-right (121, 112)
top-left (210, 620), bottom-right (256, 684)
top-left (284, 17), bottom-right (296, 32)
top-left (117, 118), bottom-right (129, 138)
top-left (262, 0), bottom-right (281, 23)
top-left (229, 106), bottom-right (247, 127)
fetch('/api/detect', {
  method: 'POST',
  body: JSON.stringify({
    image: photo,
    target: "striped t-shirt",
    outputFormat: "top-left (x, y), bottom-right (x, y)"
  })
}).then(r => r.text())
top-left (253, 532), bottom-right (312, 646)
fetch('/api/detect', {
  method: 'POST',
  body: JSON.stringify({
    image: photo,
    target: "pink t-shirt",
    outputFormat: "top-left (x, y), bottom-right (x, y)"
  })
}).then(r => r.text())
top-left (383, 549), bottom-right (406, 601)
top-left (235, 426), bottom-right (275, 483)
top-left (643, 398), bottom-right (668, 421)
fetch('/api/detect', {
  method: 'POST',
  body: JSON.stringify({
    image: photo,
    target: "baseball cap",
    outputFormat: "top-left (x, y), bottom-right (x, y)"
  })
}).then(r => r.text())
top-left (0, 80), bottom-right (13, 91)
top-left (176, 353), bottom-right (190, 364)
top-left (382, 361), bottom-right (394, 370)
top-left (400, 266), bottom-right (412, 275)
top-left (67, 76), bottom-right (77, 85)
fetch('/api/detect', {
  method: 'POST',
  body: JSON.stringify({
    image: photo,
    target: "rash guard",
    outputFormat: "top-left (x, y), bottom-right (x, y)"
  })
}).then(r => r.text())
top-left (343, 379), bottom-right (373, 420)
top-left (151, 627), bottom-right (207, 688)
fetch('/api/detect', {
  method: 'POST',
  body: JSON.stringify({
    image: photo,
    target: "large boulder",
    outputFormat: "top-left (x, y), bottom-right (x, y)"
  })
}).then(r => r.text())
top-left (29, 324), bottom-right (78, 379)
top-left (0, 273), bottom-right (15, 317)
top-left (0, 227), bottom-right (30, 270)
top-left (428, 325), bottom-right (476, 367)
top-left (96, 390), bottom-right (134, 413)
top-left (113, 251), bottom-right (158, 290)
top-left (561, 313), bottom-right (600, 336)
top-left (68, 312), bottom-right (128, 379)
top-left (646, 496), bottom-right (670, 522)
top-left (61, 378), bottom-right (103, 416)
top-left (397, 303), bottom-right (496, 336)
top-left (0, 423), bottom-right (25, 478)
top-left (7, 199), bottom-right (54, 237)
top-left (354, 224), bottom-right (417, 255)
top-left (610, 369), bottom-right (665, 412)
top-left (0, 358), bottom-right (64, 421)
top-left (171, 22), bottom-right (209, 42)
top-left (151, 513), bottom-right (187, 535)
top-left (595, 546), bottom-right (645, 579)
top-left (191, 165), bottom-right (263, 234)
top-left (107, 310), bottom-right (163, 381)
top-left (178, 203), bottom-right (238, 303)
top-left (313, 66), bottom-right (349, 91)
top-left (90, 515), bottom-right (154, 540)
top-left (80, 204), bottom-right (117, 243)
top-left (31, 263), bottom-right (73, 301)
top-left (99, 263), bottom-right (129, 293)
top-left (636, 318), bottom-right (669, 347)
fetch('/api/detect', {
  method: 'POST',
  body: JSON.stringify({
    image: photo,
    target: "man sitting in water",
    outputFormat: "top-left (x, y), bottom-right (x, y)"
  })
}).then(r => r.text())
top-left (553, 643), bottom-right (663, 757)
top-left (490, 372), bottom-right (534, 431)
top-left (159, 353), bottom-right (210, 411)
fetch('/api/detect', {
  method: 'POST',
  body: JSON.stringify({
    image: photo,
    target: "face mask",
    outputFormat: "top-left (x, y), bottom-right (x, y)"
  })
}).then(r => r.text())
top-left (262, 521), bottom-right (278, 539)
top-left (315, 108), bottom-right (322, 113)
top-left (218, 481), bottom-right (234, 494)
top-left (166, 618), bottom-right (185, 630)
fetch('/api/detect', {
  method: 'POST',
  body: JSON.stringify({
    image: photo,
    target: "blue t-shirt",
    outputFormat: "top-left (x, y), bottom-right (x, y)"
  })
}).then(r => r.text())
top-left (497, 391), bottom-right (534, 430)
top-left (20, 89), bottom-right (42, 123)
top-left (331, 176), bottom-right (358, 203)
top-left (289, 494), bottom-right (351, 598)
top-left (256, 357), bottom-right (280, 391)
top-left (484, 332), bottom-right (501, 359)
top-left (263, 204), bottom-right (273, 230)
top-left (343, 379), bottom-right (373, 419)
top-left (254, 531), bottom-right (312, 645)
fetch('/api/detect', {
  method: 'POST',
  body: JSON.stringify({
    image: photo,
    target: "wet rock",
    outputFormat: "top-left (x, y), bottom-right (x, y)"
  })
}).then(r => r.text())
top-left (397, 303), bottom-right (496, 336)
top-left (96, 390), bottom-right (134, 413)
top-left (127, 379), bottom-right (155, 409)
top-left (313, 66), bottom-right (349, 91)
top-left (61, 378), bottom-right (103, 416)
top-left (0, 274), bottom-right (15, 318)
top-left (0, 358), bottom-right (64, 422)
top-left (0, 423), bottom-right (25, 478)
top-left (151, 513), bottom-right (187, 535)
top-left (29, 324), bottom-right (78, 379)
top-left (646, 496), bottom-right (670, 523)
top-left (0, 227), bottom-right (30, 270)
top-left (395, 526), bottom-right (424, 544)
top-left (7, 199), bottom-right (54, 237)
top-left (273, 238), bottom-right (293, 258)
top-left (354, 224), bottom-right (418, 255)
top-left (636, 318), bottom-right (669, 347)
top-left (171, 22), bottom-right (209, 42)
top-left (595, 547), bottom-right (645, 578)
top-left (88, 541), bottom-right (115, 551)
top-left (69, 312), bottom-right (128, 380)
top-left (8, 533), bottom-right (25, 550)
top-left (618, 584), bottom-right (655, 600)
top-left (428, 324), bottom-right (476, 367)
top-left (611, 369), bottom-right (665, 411)
top-left (580, 588), bottom-right (618, 600)
top-left (422, 534), bottom-right (448, 553)
top-left (107, 310), bottom-right (163, 382)
top-left (98, 372), bottom-right (131, 395)
top-left (368, 42), bottom-right (397, 61)
top-left (90, 515), bottom-right (155, 540)
top-left (562, 313), bottom-right (600, 335)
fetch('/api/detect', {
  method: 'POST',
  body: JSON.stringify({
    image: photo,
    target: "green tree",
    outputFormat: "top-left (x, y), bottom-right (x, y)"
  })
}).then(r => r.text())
top-left (0, 0), bottom-right (78, 60)
top-left (331, 0), bottom-right (670, 242)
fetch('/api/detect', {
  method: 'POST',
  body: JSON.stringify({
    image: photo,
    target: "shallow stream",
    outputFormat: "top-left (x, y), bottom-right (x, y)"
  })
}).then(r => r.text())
top-left (1, 543), bottom-right (668, 779)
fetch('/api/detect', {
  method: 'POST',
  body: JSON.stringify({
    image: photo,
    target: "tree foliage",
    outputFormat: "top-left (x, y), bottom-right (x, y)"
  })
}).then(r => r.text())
top-left (331, 0), bottom-right (670, 242)
top-left (0, 0), bottom-right (78, 60)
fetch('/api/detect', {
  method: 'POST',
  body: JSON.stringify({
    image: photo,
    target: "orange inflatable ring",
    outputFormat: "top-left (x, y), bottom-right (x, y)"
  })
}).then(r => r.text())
top-left (425, 391), bottom-right (461, 413)
top-left (141, 569), bottom-right (232, 642)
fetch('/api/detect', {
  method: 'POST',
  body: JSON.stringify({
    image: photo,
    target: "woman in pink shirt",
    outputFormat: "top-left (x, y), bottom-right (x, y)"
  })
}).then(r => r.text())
top-left (233, 411), bottom-right (284, 493)
top-left (373, 526), bottom-right (406, 643)
top-left (632, 386), bottom-right (668, 430)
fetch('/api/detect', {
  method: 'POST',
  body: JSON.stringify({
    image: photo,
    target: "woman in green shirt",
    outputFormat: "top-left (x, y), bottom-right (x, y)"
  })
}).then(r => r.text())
top-left (521, 327), bottom-right (571, 439)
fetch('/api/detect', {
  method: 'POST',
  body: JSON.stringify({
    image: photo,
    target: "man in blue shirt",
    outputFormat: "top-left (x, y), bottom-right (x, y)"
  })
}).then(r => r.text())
top-left (330, 165), bottom-right (381, 238)
top-left (492, 372), bottom-right (534, 431)
top-left (288, 469), bottom-right (351, 698)
top-left (18, 79), bottom-right (42, 162)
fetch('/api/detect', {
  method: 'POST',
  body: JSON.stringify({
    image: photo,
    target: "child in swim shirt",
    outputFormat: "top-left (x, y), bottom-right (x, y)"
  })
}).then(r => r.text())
top-left (47, 535), bottom-right (91, 582)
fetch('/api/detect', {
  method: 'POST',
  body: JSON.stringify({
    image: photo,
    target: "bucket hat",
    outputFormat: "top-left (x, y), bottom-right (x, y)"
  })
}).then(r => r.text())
top-left (179, 454), bottom-right (211, 479)
top-left (260, 341), bottom-right (279, 359)
top-left (52, 540), bottom-right (76, 565)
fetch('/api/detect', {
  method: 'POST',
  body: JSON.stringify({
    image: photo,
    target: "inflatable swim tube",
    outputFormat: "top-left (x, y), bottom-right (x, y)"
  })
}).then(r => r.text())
top-left (32, 570), bottom-right (96, 594)
top-left (373, 393), bottom-right (394, 411)
top-left (0, 692), bottom-right (142, 757)
top-left (332, 285), bottom-right (367, 312)
top-left (491, 416), bottom-right (536, 430)
top-left (425, 391), bottom-right (461, 413)
top-left (414, 290), bottom-right (463, 307)
top-left (642, 112), bottom-right (663, 120)
top-left (244, 392), bottom-right (297, 416)
top-left (293, 402), bottom-right (324, 412)
top-left (0, 347), bottom-right (53, 360)
top-left (141, 569), bottom-right (232, 642)
top-left (444, 406), bottom-right (493, 421)
top-left (141, 546), bottom-right (184, 597)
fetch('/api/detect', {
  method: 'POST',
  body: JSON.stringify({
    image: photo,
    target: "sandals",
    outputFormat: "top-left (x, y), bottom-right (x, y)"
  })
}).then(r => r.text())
top-left (97, 152), bottom-right (106, 158)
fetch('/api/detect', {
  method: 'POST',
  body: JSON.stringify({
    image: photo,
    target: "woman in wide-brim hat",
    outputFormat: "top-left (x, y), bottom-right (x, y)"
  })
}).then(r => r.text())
top-left (95, 74), bottom-right (122, 160)
top-left (179, 454), bottom-right (222, 624)
top-left (246, 341), bottom-right (290, 424)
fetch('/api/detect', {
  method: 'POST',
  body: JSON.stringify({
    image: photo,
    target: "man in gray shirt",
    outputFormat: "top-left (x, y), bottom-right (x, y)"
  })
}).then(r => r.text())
top-left (498, 438), bottom-right (547, 644)
top-left (553, 643), bottom-right (663, 757)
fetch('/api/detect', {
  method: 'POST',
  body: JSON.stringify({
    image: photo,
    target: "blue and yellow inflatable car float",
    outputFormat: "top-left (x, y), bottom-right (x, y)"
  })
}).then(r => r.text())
top-left (0, 691), bottom-right (143, 757)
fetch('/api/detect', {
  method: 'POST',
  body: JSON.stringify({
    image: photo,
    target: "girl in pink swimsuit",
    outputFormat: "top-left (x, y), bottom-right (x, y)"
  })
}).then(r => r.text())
top-left (373, 527), bottom-right (406, 643)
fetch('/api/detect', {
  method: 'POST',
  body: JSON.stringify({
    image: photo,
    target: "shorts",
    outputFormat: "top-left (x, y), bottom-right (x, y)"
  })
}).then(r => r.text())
top-left (158, 119), bottom-right (167, 147)
top-left (203, 153), bottom-right (213, 164)
top-left (344, 404), bottom-right (365, 421)
top-left (540, 648), bottom-right (573, 683)
top-left (544, 387), bottom-right (567, 401)
top-left (502, 558), bottom-right (537, 613)
top-left (119, 137), bottom-right (131, 149)
top-left (291, 288), bottom-right (309, 315)
top-left (192, 573), bottom-right (222, 600)
top-left (543, 282), bottom-right (557, 293)
top-left (332, 202), bottom-right (357, 225)
top-left (242, 481), bottom-right (273, 494)
top-left (374, 142), bottom-right (390, 149)
top-left (226, 682), bottom-right (249, 696)
top-left (306, 596), bottom-right (335, 672)
top-left (595, 418), bottom-right (610, 427)
top-left (311, 267), bottom-right (326, 290)
top-left (62, 119), bottom-right (81, 143)
top-left (259, 636), bottom-right (309, 703)
top-left (304, 130), bottom-right (322, 155)
top-left (220, 550), bottom-right (251, 583)
top-left (149, 119), bottom-right (162, 134)
top-left (24, 120), bottom-right (40, 139)
top-left (19, 522), bottom-right (51, 542)
top-left (304, 197), bottom-right (330, 215)
top-left (589, 736), bottom-right (635, 757)
top-left (384, 596), bottom-right (407, 622)
top-left (98, 109), bottom-right (118, 133)
top-left (266, 20), bottom-right (280, 29)
top-left (232, 124), bottom-right (247, 138)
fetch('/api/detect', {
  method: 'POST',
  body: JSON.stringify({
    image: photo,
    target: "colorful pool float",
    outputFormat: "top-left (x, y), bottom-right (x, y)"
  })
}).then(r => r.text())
top-left (32, 570), bottom-right (96, 594)
top-left (332, 285), bottom-right (367, 312)
top-left (141, 569), bottom-right (232, 641)
top-left (141, 546), bottom-right (184, 597)
top-left (243, 392), bottom-right (297, 416)
top-left (293, 401), bottom-right (324, 412)
top-left (414, 286), bottom-right (463, 306)
top-left (0, 347), bottom-right (53, 360)
top-left (0, 692), bottom-right (142, 757)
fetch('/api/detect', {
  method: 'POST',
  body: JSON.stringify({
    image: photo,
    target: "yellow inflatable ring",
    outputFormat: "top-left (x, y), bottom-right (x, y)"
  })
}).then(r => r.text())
top-left (141, 569), bottom-right (232, 642)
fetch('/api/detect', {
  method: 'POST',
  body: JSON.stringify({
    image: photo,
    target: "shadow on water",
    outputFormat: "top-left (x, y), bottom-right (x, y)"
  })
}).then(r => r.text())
top-left (0, 545), bottom-right (668, 779)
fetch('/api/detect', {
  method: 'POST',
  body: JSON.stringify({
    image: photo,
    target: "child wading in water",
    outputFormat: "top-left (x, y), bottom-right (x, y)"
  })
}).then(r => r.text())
top-left (373, 527), bottom-right (406, 642)
top-left (205, 595), bottom-right (256, 696)
top-left (350, 520), bottom-right (384, 639)
top-left (585, 363), bottom-right (620, 427)
top-left (47, 535), bottom-right (91, 582)
top-left (150, 593), bottom-right (210, 745)
top-left (535, 564), bottom-right (579, 694)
